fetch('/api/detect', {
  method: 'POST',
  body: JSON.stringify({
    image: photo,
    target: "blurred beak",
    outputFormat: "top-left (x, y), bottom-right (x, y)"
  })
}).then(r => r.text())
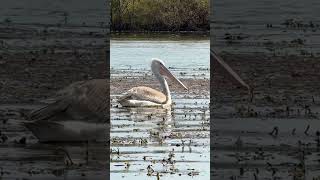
top-left (159, 64), bottom-right (188, 90)
top-left (211, 49), bottom-right (250, 90)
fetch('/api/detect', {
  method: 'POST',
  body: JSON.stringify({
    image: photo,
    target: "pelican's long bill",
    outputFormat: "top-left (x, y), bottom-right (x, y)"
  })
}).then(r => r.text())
top-left (211, 49), bottom-right (250, 90)
top-left (159, 64), bottom-right (188, 90)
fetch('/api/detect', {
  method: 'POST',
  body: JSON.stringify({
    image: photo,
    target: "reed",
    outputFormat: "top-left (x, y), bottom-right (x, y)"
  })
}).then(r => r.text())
top-left (111, 0), bottom-right (209, 32)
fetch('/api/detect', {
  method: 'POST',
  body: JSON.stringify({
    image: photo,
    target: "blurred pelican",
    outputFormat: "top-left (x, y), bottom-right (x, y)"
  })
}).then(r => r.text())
top-left (24, 79), bottom-right (108, 142)
top-left (118, 59), bottom-right (188, 108)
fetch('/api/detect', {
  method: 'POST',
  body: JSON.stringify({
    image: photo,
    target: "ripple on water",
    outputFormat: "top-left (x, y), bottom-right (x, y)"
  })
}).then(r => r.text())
top-left (110, 95), bottom-right (210, 180)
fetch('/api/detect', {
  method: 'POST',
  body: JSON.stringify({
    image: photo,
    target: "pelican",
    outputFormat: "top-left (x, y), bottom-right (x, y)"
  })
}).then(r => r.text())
top-left (118, 59), bottom-right (188, 108)
top-left (23, 50), bottom-right (250, 142)
top-left (24, 79), bottom-right (109, 142)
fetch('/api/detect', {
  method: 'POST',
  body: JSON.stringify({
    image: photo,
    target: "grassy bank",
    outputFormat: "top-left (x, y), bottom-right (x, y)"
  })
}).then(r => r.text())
top-left (111, 0), bottom-right (209, 32)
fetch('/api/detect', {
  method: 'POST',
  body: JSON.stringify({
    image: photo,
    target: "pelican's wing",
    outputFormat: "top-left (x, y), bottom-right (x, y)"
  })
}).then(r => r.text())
top-left (118, 86), bottom-right (166, 104)
top-left (28, 99), bottom-right (70, 121)
top-left (211, 49), bottom-right (250, 90)
top-left (29, 79), bottom-right (108, 122)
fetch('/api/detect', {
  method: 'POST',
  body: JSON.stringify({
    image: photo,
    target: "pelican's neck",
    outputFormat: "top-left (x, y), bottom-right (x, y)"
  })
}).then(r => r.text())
top-left (156, 74), bottom-right (171, 103)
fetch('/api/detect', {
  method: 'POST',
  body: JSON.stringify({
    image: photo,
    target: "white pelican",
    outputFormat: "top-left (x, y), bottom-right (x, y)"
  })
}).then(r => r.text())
top-left (118, 58), bottom-right (188, 108)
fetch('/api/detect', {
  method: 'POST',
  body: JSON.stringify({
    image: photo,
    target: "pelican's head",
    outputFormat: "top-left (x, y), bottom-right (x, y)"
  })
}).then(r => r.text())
top-left (151, 58), bottom-right (188, 90)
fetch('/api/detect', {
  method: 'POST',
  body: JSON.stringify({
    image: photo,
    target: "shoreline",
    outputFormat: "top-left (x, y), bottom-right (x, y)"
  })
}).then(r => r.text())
top-left (111, 31), bottom-right (209, 40)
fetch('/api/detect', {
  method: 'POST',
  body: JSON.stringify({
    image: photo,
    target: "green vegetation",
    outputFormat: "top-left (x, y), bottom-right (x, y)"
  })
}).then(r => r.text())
top-left (111, 0), bottom-right (209, 32)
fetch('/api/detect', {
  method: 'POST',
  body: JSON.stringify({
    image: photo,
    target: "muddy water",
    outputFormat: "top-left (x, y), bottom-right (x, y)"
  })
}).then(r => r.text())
top-left (0, 0), bottom-right (109, 179)
top-left (212, 0), bottom-right (320, 179)
top-left (110, 38), bottom-right (210, 179)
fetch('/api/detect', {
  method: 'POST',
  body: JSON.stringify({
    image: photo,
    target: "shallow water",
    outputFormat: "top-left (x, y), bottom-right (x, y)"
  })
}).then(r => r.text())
top-left (111, 39), bottom-right (210, 79)
top-left (110, 39), bottom-right (210, 179)
top-left (110, 95), bottom-right (210, 180)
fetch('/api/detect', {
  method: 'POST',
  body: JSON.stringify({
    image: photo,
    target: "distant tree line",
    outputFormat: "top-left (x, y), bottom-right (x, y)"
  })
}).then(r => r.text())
top-left (111, 0), bottom-right (209, 32)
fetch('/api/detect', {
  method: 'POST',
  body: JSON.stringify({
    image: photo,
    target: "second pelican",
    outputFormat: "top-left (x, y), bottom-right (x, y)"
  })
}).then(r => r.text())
top-left (118, 59), bottom-right (188, 108)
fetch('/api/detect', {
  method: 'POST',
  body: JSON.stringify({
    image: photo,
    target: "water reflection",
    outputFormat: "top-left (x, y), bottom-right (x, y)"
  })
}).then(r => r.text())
top-left (126, 107), bottom-right (173, 145)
